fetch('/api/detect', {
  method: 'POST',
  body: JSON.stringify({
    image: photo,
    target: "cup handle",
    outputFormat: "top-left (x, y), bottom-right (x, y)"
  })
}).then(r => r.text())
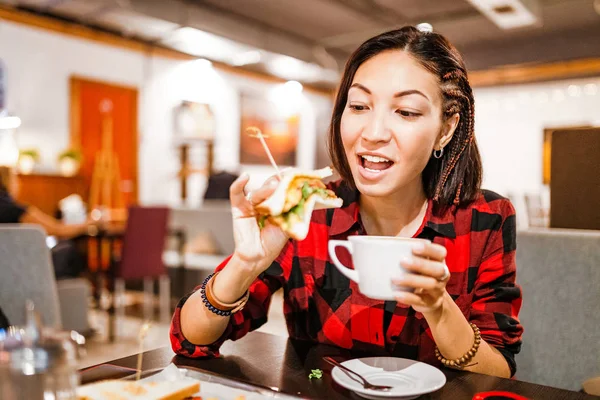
top-left (328, 240), bottom-right (359, 283)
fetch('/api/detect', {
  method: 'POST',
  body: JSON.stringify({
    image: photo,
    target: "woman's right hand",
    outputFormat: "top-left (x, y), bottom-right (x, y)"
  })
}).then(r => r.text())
top-left (229, 173), bottom-right (289, 272)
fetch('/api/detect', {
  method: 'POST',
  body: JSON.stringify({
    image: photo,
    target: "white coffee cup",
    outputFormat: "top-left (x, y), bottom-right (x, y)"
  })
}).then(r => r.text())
top-left (328, 236), bottom-right (431, 300)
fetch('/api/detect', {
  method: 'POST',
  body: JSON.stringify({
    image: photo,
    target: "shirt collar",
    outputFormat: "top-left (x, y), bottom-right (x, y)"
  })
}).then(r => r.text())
top-left (423, 203), bottom-right (457, 239)
top-left (328, 185), bottom-right (457, 239)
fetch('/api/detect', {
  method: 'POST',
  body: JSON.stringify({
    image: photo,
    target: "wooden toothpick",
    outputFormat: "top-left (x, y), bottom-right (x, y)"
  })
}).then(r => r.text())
top-left (136, 321), bottom-right (152, 381)
top-left (246, 127), bottom-right (282, 178)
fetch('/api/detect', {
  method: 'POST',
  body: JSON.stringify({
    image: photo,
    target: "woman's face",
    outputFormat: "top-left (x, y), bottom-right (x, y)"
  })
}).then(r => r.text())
top-left (340, 50), bottom-right (457, 198)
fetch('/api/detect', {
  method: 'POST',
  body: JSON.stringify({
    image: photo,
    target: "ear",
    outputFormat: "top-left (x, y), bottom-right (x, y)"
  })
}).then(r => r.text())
top-left (436, 113), bottom-right (460, 150)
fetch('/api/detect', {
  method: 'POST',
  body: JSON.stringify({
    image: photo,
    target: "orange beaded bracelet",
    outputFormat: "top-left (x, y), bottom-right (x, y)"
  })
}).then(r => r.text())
top-left (435, 322), bottom-right (481, 369)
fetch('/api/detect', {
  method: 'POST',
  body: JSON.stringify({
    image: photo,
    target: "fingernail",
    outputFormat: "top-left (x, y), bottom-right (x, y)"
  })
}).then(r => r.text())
top-left (240, 172), bottom-right (249, 180)
top-left (268, 179), bottom-right (279, 187)
top-left (412, 243), bottom-right (425, 252)
top-left (400, 257), bottom-right (412, 265)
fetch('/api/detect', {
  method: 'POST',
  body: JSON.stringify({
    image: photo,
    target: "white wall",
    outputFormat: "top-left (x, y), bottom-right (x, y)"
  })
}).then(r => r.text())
top-left (0, 20), bottom-right (144, 168)
top-left (2, 19), bottom-right (599, 209)
top-left (0, 20), bottom-right (331, 206)
top-left (474, 78), bottom-right (600, 196)
top-left (473, 78), bottom-right (600, 228)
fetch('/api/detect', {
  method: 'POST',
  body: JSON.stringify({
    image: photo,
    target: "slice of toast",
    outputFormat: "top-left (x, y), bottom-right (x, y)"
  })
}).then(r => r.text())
top-left (77, 379), bottom-right (200, 400)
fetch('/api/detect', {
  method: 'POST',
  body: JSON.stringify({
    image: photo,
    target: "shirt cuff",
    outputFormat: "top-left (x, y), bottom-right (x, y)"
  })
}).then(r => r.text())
top-left (169, 287), bottom-right (232, 359)
top-left (495, 347), bottom-right (517, 377)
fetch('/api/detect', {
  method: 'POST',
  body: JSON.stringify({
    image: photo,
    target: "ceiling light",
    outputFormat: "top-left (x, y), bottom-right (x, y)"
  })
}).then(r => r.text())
top-left (416, 23), bottom-right (433, 33)
top-left (267, 55), bottom-right (324, 82)
top-left (0, 116), bottom-right (21, 130)
top-left (194, 58), bottom-right (213, 69)
top-left (231, 51), bottom-right (262, 67)
top-left (162, 27), bottom-right (338, 85)
top-left (267, 55), bottom-right (305, 80)
top-left (466, 0), bottom-right (542, 30)
top-left (269, 81), bottom-right (305, 118)
top-left (162, 27), bottom-right (252, 64)
top-left (583, 83), bottom-right (598, 96)
top-left (567, 85), bottom-right (582, 97)
top-left (284, 80), bottom-right (303, 93)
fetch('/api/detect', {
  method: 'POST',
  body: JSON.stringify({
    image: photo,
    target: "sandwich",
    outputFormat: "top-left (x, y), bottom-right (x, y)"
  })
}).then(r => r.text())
top-left (77, 379), bottom-right (201, 400)
top-left (254, 166), bottom-right (343, 240)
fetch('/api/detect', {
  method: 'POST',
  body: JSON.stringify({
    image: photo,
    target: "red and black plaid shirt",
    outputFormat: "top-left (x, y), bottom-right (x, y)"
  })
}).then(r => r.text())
top-left (170, 181), bottom-right (523, 375)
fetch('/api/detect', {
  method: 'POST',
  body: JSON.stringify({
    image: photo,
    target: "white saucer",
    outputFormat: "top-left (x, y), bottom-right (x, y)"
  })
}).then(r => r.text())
top-left (331, 357), bottom-right (446, 399)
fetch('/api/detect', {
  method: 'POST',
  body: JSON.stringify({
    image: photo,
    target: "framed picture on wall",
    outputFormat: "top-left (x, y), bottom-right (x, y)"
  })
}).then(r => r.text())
top-left (239, 91), bottom-right (299, 166)
top-left (173, 101), bottom-right (215, 143)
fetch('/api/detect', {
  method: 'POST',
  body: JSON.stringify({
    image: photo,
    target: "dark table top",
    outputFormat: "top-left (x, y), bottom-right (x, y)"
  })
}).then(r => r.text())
top-left (81, 332), bottom-right (598, 400)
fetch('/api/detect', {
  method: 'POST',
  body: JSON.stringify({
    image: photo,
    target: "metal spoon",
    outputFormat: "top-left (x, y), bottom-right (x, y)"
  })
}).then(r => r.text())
top-left (323, 356), bottom-right (393, 392)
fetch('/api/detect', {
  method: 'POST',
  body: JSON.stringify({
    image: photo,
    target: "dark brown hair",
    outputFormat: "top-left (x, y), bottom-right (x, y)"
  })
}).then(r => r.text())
top-left (327, 26), bottom-right (482, 212)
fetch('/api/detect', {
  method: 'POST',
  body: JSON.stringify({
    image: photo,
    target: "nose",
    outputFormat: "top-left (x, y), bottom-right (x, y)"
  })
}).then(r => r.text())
top-left (360, 111), bottom-right (392, 144)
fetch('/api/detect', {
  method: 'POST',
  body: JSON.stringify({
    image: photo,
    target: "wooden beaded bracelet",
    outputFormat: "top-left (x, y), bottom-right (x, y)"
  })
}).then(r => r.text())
top-left (435, 322), bottom-right (481, 369)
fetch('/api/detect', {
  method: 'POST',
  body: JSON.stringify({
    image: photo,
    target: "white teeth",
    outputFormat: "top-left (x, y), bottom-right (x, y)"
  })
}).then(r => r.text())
top-left (361, 154), bottom-right (391, 163)
top-left (364, 167), bottom-right (382, 173)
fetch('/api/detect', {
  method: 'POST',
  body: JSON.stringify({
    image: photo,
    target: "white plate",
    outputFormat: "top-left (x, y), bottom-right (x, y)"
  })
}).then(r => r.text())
top-left (331, 357), bottom-right (446, 399)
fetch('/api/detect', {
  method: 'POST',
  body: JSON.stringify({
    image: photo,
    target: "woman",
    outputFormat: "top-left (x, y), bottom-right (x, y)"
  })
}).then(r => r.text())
top-left (170, 26), bottom-right (523, 378)
top-left (0, 166), bottom-right (93, 278)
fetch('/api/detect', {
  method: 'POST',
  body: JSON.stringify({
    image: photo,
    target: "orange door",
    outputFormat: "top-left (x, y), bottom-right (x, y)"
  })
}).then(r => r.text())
top-left (70, 77), bottom-right (138, 206)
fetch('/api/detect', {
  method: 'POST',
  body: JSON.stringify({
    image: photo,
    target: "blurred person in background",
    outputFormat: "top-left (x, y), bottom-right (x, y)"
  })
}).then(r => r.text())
top-left (204, 170), bottom-right (239, 201)
top-left (0, 166), bottom-right (95, 279)
top-left (0, 305), bottom-right (9, 330)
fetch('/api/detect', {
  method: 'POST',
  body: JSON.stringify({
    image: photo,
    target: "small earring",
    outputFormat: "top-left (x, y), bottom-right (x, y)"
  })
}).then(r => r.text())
top-left (433, 148), bottom-right (444, 159)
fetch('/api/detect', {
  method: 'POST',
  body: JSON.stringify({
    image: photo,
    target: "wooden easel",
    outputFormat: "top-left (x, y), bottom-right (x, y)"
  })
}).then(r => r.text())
top-left (89, 101), bottom-right (124, 211)
top-left (88, 102), bottom-right (126, 304)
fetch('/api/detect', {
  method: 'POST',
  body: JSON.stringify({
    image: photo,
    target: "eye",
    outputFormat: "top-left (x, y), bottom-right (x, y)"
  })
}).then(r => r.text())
top-left (397, 110), bottom-right (421, 118)
top-left (348, 103), bottom-right (369, 112)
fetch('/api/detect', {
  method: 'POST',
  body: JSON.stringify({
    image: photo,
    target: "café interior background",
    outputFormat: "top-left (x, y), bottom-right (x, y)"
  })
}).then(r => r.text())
top-left (1, 0), bottom-right (599, 222)
top-left (0, 0), bottom-right (599, 395)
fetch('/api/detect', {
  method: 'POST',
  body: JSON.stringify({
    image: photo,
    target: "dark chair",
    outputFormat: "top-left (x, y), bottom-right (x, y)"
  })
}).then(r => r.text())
top-left (110, 207), bottom-right (170, 340)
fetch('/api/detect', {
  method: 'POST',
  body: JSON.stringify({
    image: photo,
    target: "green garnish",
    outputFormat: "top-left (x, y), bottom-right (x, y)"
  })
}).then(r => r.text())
top-left (308, 369), bottom-right (323, 380)
top-left (301, 182), bottom-right (312, 199)
top-left (288, 198), bottom-right (306, 219)
top-left (290, 183), bottom-right (329, 221)
top-left (259, 182), bottom-right (332, 229)
top-left (315, 187), bottom-right (328, 196)
top-left (301, 182), bottom-right (328, 201)
top-left (257, 215), bottom-right (267, 229)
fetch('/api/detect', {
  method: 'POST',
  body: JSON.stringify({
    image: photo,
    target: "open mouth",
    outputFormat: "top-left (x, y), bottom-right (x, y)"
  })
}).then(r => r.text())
top-left (358, 154), bottom-right (394, 173)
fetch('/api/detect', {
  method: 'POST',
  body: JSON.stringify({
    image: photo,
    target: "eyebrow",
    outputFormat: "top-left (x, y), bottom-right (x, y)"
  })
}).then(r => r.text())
top-left (350, 83), bottom-right (430, 101)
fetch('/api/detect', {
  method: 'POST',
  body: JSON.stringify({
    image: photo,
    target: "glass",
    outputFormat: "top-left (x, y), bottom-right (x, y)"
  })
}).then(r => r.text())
top-left (0, 302), bottom-right (84, 400)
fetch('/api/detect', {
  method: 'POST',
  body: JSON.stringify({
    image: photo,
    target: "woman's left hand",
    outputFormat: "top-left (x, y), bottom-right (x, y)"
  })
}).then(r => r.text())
top-left (392, 241), bottom-right (450, 314)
